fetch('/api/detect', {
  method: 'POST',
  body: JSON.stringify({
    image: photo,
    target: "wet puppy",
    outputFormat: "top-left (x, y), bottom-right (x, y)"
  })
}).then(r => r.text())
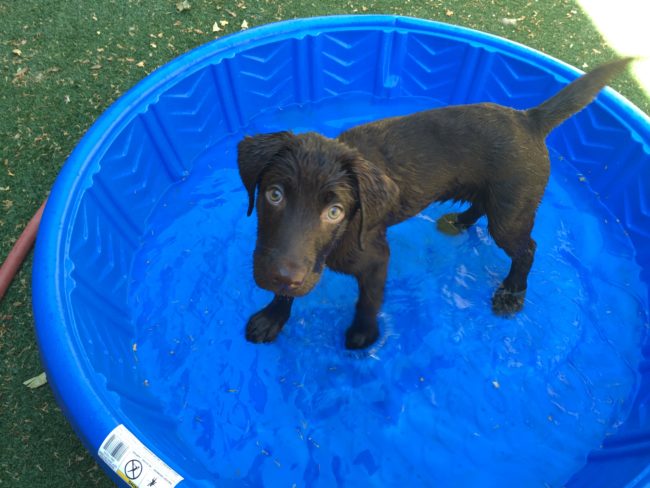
top-left (237, 58), bottom-right (631, 350)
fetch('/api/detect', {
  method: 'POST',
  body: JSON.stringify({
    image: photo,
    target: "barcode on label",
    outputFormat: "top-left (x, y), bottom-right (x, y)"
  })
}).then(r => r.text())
top-left (104, 434), bottom-right (128, 462)
top-left (98, 425), bottom-right (183, 488)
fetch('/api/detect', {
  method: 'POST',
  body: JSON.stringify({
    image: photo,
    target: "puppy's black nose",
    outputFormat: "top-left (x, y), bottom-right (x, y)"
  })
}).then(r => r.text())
top-left (271, 262), bottom-right (307, 291)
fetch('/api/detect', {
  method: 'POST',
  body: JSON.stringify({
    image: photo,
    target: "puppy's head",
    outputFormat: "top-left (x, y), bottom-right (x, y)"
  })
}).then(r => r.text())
top-left (237, 131), bottom-right (398, 297)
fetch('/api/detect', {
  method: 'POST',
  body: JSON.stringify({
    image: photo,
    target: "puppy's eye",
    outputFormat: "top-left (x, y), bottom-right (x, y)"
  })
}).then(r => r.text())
top-left (323, 204), bottom-right (345, 223)
top-left (265, 185), bottom-right (284, 205)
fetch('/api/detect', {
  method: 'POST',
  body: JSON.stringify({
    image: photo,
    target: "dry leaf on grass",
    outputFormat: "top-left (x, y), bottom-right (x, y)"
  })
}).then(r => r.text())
top-left (176, 0), bottom-right (191, 12)
top-left (13, 67), bottom-right (29, 84)
top-left (24, 372), bottom-right (48, 389)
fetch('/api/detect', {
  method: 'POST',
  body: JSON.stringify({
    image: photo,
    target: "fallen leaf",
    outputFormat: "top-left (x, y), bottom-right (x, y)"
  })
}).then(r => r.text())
top-left (212, 21), bottom-right (221, 32)
top-left (445, 9), bottom-right (453, 16)
top-left (176, 0), bottom-right (191, 12)
top-left (24, 372), bottom-right (47, 389)
top-left (3, 200), bottom-right (13, 210)
top-left (500, 17), bottom-right (517, 26)
top-left (136, 61), bottom-right (145, 67)
top-left (219, 19), bottom-right (229, 26)
top-left (13, 66), bottom-right (29, 83)
top-left (12, 49), bottom-right (22, 56)
top-left (241, 20), bottom-right (249, 30)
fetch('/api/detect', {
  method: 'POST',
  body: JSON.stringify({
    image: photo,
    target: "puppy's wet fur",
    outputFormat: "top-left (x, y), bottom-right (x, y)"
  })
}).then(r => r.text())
top-left (237, 58), bottom-right (632, 349)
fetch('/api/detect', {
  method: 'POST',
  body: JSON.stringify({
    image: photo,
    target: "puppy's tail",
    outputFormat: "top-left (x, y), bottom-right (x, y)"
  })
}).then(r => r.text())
top-left (527, 57), bottom-right (634, 134)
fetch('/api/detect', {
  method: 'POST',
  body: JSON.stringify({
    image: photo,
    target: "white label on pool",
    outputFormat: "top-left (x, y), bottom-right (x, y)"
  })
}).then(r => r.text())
top-left (98, 424), bottom-right (183, 488)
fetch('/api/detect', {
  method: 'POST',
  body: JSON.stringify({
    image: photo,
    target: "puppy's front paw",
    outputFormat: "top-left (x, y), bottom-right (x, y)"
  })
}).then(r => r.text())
top-left (345, 317), bottom-right (380, 350)
top-left (492, 286), bottom-right (526, 315)
top-left (436, 213), bottom-right (467, 236)
top-left (245, 309), bottom-right (288, 344)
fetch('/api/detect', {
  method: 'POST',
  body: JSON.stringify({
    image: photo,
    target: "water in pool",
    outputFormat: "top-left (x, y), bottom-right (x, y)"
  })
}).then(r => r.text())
top-left (129, 97), bottom-right (648, 487)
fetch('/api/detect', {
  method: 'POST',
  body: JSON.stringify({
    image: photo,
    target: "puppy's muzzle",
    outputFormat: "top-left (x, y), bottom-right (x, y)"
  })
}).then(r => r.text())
top-left (270, 260), bottom-right (308, 294)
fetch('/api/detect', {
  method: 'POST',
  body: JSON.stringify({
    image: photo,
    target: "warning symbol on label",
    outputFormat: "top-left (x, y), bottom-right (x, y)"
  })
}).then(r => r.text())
top-left (125, 459), bottom-right (143, 480)
top-left (99, 425), bottom-right (183, 487)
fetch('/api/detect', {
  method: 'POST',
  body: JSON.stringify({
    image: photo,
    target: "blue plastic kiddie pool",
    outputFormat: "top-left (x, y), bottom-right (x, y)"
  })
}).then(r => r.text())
top-left (33, 15), bottom-right (650, 487)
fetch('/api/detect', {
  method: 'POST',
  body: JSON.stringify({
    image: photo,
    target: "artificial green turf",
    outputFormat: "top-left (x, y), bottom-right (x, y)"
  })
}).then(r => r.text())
top-left (1, 1), bottom-right (648, 486)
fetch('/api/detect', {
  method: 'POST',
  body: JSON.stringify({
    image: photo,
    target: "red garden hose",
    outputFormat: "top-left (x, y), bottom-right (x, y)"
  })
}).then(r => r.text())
top-left (0, 199), bottom-right (46, 302)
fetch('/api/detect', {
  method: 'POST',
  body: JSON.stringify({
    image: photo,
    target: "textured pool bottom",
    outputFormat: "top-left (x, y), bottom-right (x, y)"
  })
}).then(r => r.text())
top-left (128, 98), bottom-right (648, 487)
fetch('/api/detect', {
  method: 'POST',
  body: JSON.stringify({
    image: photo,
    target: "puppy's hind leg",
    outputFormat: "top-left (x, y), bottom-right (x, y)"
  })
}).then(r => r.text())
top-left (487, 204), bottom-right (537, 315)
top-left (491, 237), bottom-right (536, 315)
top-left (246, 295), bottom-right (294, 343)
top-left (437, 203), bottom-right (484, 236)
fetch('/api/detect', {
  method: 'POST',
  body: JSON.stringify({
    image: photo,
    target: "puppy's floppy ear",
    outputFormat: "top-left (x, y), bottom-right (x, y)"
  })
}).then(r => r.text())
top-left (237, 131), bottom-right (293, 216)
top-left (346, 157), bottom-right (400, 249)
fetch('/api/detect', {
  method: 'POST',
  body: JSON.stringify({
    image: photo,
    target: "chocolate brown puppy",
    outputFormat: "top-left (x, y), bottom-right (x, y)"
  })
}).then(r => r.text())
top-left (237, 58), bottom-right (632, 349)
